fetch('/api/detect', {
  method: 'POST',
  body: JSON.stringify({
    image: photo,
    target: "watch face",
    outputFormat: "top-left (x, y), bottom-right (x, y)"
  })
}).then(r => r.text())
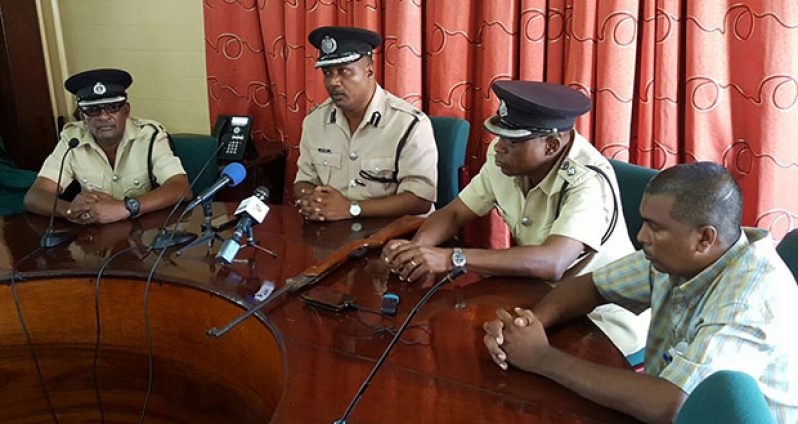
top-left (349, 203), bottom-right (362, 217)
top-left (125, 197), bottom-right (140, 217)
top-left (452, 248), bottom-right (466, 267)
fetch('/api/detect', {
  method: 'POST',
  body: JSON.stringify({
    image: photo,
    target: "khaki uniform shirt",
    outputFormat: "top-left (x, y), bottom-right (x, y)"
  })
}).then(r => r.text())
top-left (294, 85), bottom-right (438, 203)
top-left (38, 117), bottom-right (185, 200)
top-left (459, 132), bottom-right (649, 356)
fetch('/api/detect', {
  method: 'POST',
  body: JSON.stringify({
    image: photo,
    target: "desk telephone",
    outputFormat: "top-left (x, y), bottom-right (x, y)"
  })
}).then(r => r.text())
top-left (215, 115), bottom-right (253, 162)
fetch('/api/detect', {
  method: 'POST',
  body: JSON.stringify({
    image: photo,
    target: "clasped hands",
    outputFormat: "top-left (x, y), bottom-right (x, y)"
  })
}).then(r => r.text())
top-left (381, 239), bottom-right (454, 283)
top-left (64, 191), bottom-right (129, 225)
top-left (482, 307), bottom-right (552, 373)
top-left (296, 185), bottom-right (350, 222)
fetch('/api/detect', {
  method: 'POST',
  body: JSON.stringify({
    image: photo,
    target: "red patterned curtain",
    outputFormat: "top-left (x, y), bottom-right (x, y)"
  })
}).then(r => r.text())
top-left (204, 1), bottom-right (798, 244)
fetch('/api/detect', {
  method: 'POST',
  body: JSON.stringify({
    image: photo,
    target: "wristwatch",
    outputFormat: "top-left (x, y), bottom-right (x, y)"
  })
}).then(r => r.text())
top-left (124, 196), bottom-right (141, 219)
top-left (451, 247), bottom-right (467, 268)
top-left (349, 201), bottom-right (362, 217)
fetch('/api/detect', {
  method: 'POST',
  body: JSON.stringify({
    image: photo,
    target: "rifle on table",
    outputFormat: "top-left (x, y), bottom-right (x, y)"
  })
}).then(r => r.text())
top-left (206, 215), bottom-right (424, 338)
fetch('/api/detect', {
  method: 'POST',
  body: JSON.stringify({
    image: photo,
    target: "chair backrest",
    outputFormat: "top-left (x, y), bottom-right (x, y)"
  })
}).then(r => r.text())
top-left (608, 159), bottom-right (658, 250)
top-left (675, 370), bottom-right (775, 424)
top-left (776, 229), bottom-right (798, 282)
top-left (0, 135), bottom-right (37, 215)
top-left (429, 116), bottom-right (469, 209)
top-left (171, 134), bottom-right (218, 195)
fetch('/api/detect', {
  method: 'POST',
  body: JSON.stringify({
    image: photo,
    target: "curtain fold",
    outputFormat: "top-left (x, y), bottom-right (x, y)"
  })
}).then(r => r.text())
top-left (204, 0), bottom-right (798, 243)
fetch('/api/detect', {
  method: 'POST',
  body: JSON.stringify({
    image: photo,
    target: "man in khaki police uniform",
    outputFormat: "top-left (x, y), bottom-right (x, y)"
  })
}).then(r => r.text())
top-left (294, 26), bottom-right (438, 221)
top-left (24, 68), bottom-right (189, 225)
top-left (383, 80), bottom-right (649, 357)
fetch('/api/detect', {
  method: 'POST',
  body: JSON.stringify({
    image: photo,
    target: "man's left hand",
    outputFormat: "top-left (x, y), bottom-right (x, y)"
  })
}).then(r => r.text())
top-left (68, 191), bottom-right (129, 224)
top-left (483, 307), bottom-right (552, 373)
top-left (303, 185), bottom-right (351, 221)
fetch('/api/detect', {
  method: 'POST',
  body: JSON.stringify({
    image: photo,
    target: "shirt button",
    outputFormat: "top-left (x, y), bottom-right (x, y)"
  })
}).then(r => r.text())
top-left (349, 179), bottom-right (358, 188)
top-left (349, 152), bottom-right (358, 161)
top-left (112, 174), bottom-right (119, 182)
top-left (322, 160), bottom-right (328, 166)
top-left (520, 217), bottom-right (531, 226)
top-left (82, 178), bottom-right (88, 183)
top-left (133, 179), bottom-right (140, 186)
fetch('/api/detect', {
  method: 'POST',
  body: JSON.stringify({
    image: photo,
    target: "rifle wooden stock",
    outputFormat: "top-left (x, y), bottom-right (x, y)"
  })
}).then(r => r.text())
top-left (293, 215), bottom-right (424, 281)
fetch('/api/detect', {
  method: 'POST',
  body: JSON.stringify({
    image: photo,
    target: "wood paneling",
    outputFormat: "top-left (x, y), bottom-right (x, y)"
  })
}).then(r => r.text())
top-left (0, 0), bottom-right (57, 170)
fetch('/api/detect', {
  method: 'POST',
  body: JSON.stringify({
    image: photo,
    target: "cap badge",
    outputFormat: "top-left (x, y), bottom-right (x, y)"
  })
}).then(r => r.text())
top-left (321, 36), bottom-right (337, 54)
top-left (93, 82), bottom-right (107, 95)
top-left (498, 100), bottom-right (508, 118)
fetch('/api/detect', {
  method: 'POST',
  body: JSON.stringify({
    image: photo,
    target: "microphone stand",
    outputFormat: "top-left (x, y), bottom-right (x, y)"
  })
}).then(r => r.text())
top-left (175, 199), bottom-right (224, 256)
top-left (149, 121), bottom-right (231, 250)
top-left (334, 267), bottom-right (467, 424)
top-left (41, 139), bottom-right (78, 248)
top-left (235, 225), bottom-right (279, 261)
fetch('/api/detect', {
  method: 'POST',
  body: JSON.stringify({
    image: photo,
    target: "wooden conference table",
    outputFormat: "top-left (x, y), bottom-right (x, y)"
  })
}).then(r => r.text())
top-left (0, 204), bottom-right (638, 423)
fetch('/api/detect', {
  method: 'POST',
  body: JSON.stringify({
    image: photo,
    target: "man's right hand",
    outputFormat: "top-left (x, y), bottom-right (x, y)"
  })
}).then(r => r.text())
top-left (382, 239), bottom-right (454, 283)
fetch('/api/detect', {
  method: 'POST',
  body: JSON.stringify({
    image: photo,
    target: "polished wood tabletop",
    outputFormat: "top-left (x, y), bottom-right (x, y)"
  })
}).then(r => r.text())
top-left (0, 205), bottom-right (639, 423)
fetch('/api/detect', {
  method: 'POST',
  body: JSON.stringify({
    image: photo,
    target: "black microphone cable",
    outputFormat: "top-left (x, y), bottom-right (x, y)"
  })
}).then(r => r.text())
top-left (8, 247), bottom-right (61, 424)
top-left (10, 137), bottom-right (84, 423)
top-left (138, 247), bottom-right (169, 424)
top-left (335, 267), bottom-right (466, 424)
top-left (91, 126), bottom-right (230, 422)
top-left (91, 245), bottom-right (139, 424)
top-left (152, 121), bottom-right (231, 249)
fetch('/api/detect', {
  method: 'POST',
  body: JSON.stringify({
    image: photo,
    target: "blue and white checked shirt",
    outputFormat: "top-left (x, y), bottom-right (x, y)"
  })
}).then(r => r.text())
top-left (593, 228), bottom-right (798, 422)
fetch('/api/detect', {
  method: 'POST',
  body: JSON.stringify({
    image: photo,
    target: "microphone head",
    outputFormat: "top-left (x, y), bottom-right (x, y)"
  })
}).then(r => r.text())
top-left (221, 162), bottom-right (247, 187)
top-left (68, 138), bottom-right (79, 148)
top-left (254, 186), bottom-right (269, 203)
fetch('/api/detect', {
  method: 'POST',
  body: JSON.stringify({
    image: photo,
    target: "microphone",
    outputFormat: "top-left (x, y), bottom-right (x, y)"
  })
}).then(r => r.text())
top-left (334, 266), bottom-right (467, 424)
top-left (40, 137), bottom-right (80, 248)
top-left (149, 131), bottom-right (235, 250)
top-left (183, 162), bottom-right (247, 214)
top-left (216, 186), bottom-right (270, 265)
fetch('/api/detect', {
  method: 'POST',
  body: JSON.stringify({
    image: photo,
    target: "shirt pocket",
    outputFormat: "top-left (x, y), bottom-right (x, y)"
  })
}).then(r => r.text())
top-left (361, 156), bottom-right (397, 197)
top-left (122, 170), bottom-right (152, 197)
top-left (311, 151), bottom-right (342, 185)
top-left (73, 167), bottom-right (107, 193)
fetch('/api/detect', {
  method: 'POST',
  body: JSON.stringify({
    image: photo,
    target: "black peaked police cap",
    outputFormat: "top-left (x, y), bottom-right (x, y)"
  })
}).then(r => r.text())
top-left (484, 80), bottom-right (591, 140)
top-left (308, 26), bottom-right (382, 68)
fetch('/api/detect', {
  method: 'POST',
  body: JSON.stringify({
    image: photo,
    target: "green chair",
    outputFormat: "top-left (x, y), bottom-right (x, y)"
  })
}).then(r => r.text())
top-left (776, 229), bottom-right (798, 282)
top-left (430, 116), bottom-right (469, 210)
top-left (608, 159), bottom-right (658, 368)
top-left (609, 159), bottom-right (659, 250)
top-left (171, 134), bottom-right (218, 195)
top-left (0, 136), bottom-right (37, 216)
top-left (675, 370), bottom-right (775, 424)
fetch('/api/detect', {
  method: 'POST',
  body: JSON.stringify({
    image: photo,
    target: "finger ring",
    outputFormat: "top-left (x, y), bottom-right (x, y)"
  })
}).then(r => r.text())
top-left (81, 212), bottom-right (90, 220)
top-left (410, 260), bottom-right (419, 267)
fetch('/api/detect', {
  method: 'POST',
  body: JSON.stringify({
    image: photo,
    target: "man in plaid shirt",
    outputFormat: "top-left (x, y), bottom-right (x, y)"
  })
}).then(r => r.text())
top-left (483, 162), bottom-right (797, 423)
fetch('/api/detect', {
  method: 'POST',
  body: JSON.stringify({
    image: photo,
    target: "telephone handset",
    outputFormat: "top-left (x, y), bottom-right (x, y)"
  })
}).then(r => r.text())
top-left (215, 115), bottom-right (253, 162)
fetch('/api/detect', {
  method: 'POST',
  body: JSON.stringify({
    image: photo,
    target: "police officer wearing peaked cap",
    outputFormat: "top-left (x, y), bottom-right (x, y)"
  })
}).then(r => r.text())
top-left (294, 26), bottom-right (438, 222)
top-left (384, 80), bottom-right (650, 358)
top-left (24, 68), bottom-right (189, 225)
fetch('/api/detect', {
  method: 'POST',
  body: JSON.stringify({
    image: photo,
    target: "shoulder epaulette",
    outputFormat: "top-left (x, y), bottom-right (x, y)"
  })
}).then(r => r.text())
top-left (388, 98), bottom-right (428, 121)
top-left (558, 159), bottom-right (591, 185)
top-left (308, 98), bottom-right (333, 116)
